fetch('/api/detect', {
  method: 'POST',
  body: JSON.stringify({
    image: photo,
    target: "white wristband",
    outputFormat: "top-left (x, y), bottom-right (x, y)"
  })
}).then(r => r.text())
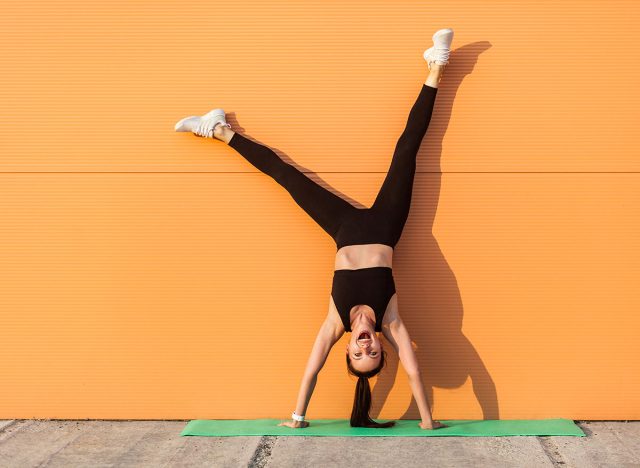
top-left (291, 411), bottom-right (305, 422)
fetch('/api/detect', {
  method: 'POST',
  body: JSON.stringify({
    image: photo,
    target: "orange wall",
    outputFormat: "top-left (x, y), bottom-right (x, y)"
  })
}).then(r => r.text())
top-left (1, 1), bottom-right (639, 420)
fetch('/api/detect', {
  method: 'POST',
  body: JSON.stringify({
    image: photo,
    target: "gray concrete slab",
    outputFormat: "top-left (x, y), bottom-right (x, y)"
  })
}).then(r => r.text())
top-left (606, 421), bottom-right (640, 460)
top-left (0, 421), bottom-right (15, 432)
top-left (267, 434), bottom-right (554, 468)
top-left (0, 420), bottom-right (261, 468)
top-left (544, 421), bottom-right (640, 468)
top-left (0, 420), bottom-right (638, 468)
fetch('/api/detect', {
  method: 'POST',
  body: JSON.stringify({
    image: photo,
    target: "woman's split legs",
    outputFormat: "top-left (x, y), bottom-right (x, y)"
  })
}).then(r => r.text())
top-left (214, 125), bottom-right (356, 239)
top-left (208, 61), bottom-right (445, 242)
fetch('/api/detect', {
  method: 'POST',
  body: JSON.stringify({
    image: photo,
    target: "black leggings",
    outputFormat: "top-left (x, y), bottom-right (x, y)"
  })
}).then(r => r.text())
top-left (227, 83), bottom-right (438, 251)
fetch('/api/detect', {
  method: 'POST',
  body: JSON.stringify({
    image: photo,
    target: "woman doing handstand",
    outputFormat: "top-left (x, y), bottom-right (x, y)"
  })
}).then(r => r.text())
top-left (175, 28), bottom-right (455, 430)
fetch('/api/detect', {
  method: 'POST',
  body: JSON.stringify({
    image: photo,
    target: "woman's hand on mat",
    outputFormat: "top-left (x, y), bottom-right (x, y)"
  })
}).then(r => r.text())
top-left (419, 420), bottom-right (447, 430)
top-left (278, 420), bottom-right (310, 428)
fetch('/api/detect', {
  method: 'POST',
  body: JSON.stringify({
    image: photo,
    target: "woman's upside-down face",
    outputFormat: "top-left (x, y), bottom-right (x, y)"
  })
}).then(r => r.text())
top-left (346, 324), bottom-right (383, 373)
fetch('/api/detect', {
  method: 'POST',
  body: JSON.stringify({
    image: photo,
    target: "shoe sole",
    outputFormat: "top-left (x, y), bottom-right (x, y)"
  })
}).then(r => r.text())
top-left (203, 108), bottom-right (225, 118)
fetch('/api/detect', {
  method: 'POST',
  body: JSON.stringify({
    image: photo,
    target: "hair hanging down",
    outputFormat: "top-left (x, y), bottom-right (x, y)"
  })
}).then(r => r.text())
top-left (345, 350), bottom-right (395, 428)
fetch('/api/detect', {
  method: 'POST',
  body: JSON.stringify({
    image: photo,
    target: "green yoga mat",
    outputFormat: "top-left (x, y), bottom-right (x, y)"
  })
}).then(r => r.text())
top-left (181, 418), bottom-right (585, 437)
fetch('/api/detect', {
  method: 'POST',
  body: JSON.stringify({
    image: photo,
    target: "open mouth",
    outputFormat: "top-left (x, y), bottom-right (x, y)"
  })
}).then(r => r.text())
top-left (357, 331), bottom-right (371, 341)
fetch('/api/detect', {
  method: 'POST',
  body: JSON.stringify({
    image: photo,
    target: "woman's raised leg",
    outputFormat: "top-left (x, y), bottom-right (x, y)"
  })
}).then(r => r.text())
top-left (215, 125), bottom-right (356, 239)
top-left (370, 66), bottom-right (444, 235)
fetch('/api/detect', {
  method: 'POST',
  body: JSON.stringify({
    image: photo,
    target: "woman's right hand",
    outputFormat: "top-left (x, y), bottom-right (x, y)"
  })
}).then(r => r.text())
top-left (278, 419), bottom-right (310, 428)
top-left (419, 420), bottom-right (448, 430)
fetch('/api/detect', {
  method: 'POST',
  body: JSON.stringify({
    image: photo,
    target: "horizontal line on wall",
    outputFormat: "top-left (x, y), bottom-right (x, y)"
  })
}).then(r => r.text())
top-left (2, 172), bottom-right (640, 174)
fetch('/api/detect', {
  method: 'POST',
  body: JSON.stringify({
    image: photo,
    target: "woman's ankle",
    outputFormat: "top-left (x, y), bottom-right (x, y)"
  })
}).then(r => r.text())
top-left (213, 123), bottom-right (230, 140)
top-left (214, 124), bottom-right (235, 144)
top-left (425, 66), bottom-right (444, 88)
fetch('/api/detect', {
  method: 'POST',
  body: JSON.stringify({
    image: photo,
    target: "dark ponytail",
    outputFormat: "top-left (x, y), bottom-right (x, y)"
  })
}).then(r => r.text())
top-left (346, 350), bottom-right (395, 428)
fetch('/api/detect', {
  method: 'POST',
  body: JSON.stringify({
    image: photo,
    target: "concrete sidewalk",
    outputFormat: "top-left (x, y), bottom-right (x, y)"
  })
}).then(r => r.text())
top-left (0, 420), bottom-right (637, 467)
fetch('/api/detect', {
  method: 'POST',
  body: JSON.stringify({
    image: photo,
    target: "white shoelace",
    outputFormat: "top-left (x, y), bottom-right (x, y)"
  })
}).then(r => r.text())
top-left (432, 47), bottom-right (450, 64)
top-left (194, 118), bottom-right (231, 138)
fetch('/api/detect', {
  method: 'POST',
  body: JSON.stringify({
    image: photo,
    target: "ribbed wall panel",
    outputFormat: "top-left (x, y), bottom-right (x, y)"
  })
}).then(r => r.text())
top-left (1, 1), bottom-right (638, 419)
top-left (1, 173), bottom-right (639, 419)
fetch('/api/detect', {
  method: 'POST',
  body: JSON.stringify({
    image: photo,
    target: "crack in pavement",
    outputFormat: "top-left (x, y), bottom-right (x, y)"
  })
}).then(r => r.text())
top-left (248, 435), bottom-right (277, 468)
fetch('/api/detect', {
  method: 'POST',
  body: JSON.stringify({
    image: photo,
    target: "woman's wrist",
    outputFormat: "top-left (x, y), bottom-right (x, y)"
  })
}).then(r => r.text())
top-left (292, 411), bottom-right (305, 422)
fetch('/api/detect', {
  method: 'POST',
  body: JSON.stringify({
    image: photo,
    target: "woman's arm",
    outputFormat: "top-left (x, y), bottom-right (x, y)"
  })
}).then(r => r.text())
top-left (382, 317), bottom-right (445, 429)
top-left (278, 316), bottom-right (343, 428)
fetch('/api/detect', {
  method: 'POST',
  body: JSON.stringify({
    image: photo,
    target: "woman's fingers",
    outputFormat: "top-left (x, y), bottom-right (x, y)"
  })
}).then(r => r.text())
top-left (418, 420), bottom-right (448, 429)
top-left (277, 420), bottom-right (310, 428)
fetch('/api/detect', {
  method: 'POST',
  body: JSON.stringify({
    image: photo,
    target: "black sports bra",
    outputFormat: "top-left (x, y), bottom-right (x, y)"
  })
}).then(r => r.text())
top-left (331, 266), bottom-right (396, 333)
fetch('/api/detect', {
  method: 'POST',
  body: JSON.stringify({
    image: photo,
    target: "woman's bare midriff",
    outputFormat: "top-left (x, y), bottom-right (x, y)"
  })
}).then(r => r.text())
top-left (334, 243), bottom-right (393, 270)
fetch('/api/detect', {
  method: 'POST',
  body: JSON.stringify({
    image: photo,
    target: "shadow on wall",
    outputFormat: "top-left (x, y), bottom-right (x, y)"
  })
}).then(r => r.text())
top-left (227, 41), bottom-right (498, 420)
top-left (370, 41), bottom-right (499, 421)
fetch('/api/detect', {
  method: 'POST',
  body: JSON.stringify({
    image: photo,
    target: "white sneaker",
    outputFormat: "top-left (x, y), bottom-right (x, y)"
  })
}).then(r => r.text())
top-left (423, 28), bottom-right (454, 70)
top-left (174, 108), bottom-right (232, 138)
